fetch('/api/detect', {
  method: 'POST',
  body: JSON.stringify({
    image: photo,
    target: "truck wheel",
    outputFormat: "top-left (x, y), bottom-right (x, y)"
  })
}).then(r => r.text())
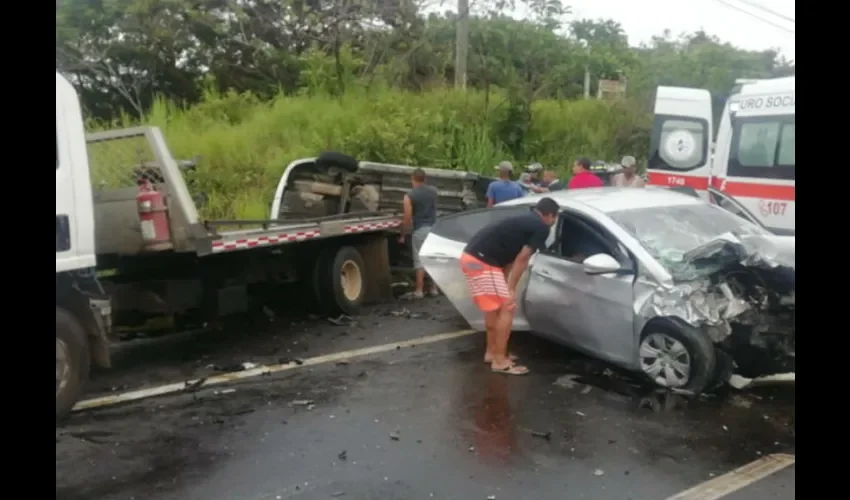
top-left (317, 246), bottom-right (366, 316)
top-left (56, 307), bottom-right (90, 421)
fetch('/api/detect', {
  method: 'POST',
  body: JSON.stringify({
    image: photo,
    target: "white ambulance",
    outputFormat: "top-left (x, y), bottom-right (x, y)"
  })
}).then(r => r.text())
top-left (647, 77), bottom-right (795, 235)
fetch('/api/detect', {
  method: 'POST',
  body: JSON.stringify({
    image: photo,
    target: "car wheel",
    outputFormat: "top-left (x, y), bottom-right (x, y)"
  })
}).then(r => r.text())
top-left (708, 349), bottom-right (736, 391)
top-left (638, 319), bottom-right (716, 394)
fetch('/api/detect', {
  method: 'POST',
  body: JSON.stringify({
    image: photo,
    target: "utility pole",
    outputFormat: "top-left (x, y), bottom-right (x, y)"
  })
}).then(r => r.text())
top-left (580, 39), bottom-right (591, 99)
top-left (455, 0), bottom-right (469, 89)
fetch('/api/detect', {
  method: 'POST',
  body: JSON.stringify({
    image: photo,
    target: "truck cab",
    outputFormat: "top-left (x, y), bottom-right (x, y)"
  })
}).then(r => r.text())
top-left (56, 72), bottom-right (113, 420)
top-left (57, 72), bottom-right (97, 272)
top-left (647, 77), bottom-right (795, 235)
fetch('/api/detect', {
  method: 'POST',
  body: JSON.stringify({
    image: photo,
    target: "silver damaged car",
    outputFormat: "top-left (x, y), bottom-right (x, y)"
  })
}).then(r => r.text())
top-left (420, 187), bottom-right (795, 394)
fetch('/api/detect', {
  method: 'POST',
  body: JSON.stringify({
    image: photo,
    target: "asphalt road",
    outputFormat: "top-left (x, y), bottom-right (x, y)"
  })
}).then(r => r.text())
top-left (56, 298), bottom-right (795, 500)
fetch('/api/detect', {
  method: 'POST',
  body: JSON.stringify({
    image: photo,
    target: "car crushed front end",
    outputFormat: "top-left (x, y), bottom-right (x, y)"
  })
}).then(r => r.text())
top-left (638, 233), bottom-right (795, 387)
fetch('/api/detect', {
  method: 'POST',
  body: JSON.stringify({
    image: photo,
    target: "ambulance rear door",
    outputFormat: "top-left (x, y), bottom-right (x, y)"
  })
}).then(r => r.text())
top-left (647, 87), bottom-right (713, 199)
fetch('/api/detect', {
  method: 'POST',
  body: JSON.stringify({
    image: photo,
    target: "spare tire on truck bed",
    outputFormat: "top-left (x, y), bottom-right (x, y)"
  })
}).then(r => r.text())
top-left (316, 152), bottom-right (359, 172)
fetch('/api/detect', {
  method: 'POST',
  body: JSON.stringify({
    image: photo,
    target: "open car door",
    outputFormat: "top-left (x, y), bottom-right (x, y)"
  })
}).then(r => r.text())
top-left (419, 206), bottom-right (536, 331)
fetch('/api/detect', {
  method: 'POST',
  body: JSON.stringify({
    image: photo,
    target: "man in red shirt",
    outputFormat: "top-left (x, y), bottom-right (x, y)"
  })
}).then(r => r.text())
top-left (567, 157), bottom-right (604, 189)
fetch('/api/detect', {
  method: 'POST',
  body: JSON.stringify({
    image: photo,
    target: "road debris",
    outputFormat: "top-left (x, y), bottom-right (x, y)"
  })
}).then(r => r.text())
top-left (338, 450), bottom-right (347, 461)
top-left (328, 315), bottom-right (356, 326)
top-left (183, 377), bottom-right (207, 392)
top-left (390, 428), bottom-right (401, 441)
top-left (729, 373), bottom-right (795, 390)
top-left (290, 399), bottom-right (314, 407)
top-left (594, 469), bottom-right (605, 476)
top-left (214, 388), bottom-right (236, 395)
top-left (530, 430), bottom-right (552, 441)
top-left (554, 374), bottom-right (581, 389)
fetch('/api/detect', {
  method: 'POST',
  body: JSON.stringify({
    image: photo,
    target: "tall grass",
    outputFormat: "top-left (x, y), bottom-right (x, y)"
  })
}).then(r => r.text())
top-left (93, 86), bottom-right (651, 219)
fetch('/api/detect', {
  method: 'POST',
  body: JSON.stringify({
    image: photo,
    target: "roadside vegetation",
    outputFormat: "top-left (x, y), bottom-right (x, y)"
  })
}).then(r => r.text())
top-left (60, 0), bottom-right (794, 219)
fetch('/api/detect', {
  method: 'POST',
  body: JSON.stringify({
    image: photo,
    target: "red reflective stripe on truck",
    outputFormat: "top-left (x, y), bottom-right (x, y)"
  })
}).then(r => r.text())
top-left (646, 172), bottom-right (710, 190)
top-left (710, 178), bottom-right (795, 201)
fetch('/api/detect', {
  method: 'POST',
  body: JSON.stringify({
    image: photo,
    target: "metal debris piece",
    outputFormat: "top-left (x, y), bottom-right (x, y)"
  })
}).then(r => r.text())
top-left (183, 377), bottom-right (207, 392)
top-left (530, 430), bottom-right (552, 441)
top-left (554, 374), bottom-right (581, 389)
top-left (290, 400), bottom-right (314, 407)
top-left (328, 315), bottom-right (356, 326)
top-left (338, 450), bottom-right (347, 460)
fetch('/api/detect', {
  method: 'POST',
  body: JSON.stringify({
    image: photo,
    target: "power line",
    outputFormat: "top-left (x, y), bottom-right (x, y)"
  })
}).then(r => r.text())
top-left (735, 0), bottom-right (795, 24)
top-left (711, 0), bottom-right (795, 37)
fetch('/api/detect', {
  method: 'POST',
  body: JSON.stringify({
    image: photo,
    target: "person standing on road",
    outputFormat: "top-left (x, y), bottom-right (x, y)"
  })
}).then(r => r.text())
top-left (460, 197), bottom-right (560, 375)
top-left (486, 161), bottom-right (525, 207)
top-left (518, 163), bottom-right (544, 191)
top-left (399, 168), bottom-right (439, 299)
top-left (567, 157), bottom-right (604, 190)
top-left (530, 170), bottom-right (565, 193)
top-left (611, 156), bottom-right (645, 187)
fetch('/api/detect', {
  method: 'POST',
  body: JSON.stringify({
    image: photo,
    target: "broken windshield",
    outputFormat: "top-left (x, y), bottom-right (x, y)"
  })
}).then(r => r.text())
top-left (608, 203), bottom-right (769, 280)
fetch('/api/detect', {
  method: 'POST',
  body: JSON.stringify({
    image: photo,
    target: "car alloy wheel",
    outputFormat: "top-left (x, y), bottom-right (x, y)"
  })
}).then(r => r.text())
top-left (639, 332), bottom-right (692, 388)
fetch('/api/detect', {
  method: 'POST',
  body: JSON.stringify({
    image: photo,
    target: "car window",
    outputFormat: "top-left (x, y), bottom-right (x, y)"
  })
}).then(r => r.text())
top-left (430, 206), bottom-right (532, 242)
top-left (728, 115), bottom-right (794, 181)
top-left (648, 116), bottom-right (709, 172)
top-left (556, 212), bottom-right (630, 266)
top-left (708, 189), bottom-right (761, 227)
top-left (608, 203), bottom-right (769, 279)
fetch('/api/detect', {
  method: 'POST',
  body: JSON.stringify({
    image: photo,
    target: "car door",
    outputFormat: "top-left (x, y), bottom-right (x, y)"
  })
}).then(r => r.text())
top-left (523, 213), bottom-right (637, 367)
top-left (419, 205), bottom-right (536, 331)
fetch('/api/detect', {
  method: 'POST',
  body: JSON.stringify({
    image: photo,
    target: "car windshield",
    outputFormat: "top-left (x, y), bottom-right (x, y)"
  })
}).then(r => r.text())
top-left (608, 203), bottom-right (770, 279)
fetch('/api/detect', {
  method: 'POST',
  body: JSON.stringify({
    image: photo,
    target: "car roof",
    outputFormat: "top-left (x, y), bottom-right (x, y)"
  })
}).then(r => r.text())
top-left (497, 187), bottom-right (705, 214)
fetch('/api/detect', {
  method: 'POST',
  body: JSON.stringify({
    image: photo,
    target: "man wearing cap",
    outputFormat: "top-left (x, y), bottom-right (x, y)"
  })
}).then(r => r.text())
top-left (518, 163), bottom-right (544, 191)
top-left (611, 156), bottom-right (645, 187)
top-left (486, 161), bottom-right (525, 207)
top-left (567, 156), bottom-right (604, 189)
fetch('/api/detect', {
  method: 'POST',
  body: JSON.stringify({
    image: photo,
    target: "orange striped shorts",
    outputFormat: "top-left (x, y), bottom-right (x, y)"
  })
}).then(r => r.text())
top-left (460, 252), bottom-right (511, 312)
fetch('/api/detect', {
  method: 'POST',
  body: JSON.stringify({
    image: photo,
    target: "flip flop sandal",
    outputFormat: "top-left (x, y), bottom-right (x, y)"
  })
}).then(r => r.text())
top-left (491, 364), bottom-right (529, 376)
top-left (483, 353), bottom-right (519, 364)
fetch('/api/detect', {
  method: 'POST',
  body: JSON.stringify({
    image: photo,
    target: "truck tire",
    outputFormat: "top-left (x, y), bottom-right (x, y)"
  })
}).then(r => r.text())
top-left (316, 152), bottom-right (358, 173)
top-left (56, 307), bottom-right (90, 421)
top-left (315, 246), bottom-right (367, 316)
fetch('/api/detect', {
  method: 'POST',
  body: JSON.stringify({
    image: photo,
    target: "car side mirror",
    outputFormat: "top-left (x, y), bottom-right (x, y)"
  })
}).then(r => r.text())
top-left (582, 253), bottom-right (625, 275)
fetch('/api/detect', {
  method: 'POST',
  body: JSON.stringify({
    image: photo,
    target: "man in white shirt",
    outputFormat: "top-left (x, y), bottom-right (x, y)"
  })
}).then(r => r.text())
top-left (611, 156), bottom-right (645, 187)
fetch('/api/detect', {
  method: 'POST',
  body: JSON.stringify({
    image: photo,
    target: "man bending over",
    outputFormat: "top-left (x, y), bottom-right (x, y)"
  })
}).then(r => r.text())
top-left (459, 197), bottom-right (559, 375)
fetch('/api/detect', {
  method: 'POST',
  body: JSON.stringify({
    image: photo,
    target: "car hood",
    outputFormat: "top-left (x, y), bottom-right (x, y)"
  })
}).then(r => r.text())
top-left (639, 232), bottom-right (795, 333)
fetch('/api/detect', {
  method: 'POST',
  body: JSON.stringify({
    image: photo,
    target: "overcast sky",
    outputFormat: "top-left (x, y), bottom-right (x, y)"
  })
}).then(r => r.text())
top-left (434, 0), bottom-right (795, 61)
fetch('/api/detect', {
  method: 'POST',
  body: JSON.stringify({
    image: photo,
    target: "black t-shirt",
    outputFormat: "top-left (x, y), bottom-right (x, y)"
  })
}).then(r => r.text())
top-left (463, 213), bottom-right (551, 267)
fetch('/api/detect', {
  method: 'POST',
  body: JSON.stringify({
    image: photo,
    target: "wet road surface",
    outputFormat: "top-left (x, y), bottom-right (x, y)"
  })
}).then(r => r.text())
top-left (56, 298), bottom-right (795, 500)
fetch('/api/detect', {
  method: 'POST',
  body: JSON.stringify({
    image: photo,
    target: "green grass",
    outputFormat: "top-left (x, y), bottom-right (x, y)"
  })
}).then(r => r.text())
top-left (90, 86), bottom-right (651, 220)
